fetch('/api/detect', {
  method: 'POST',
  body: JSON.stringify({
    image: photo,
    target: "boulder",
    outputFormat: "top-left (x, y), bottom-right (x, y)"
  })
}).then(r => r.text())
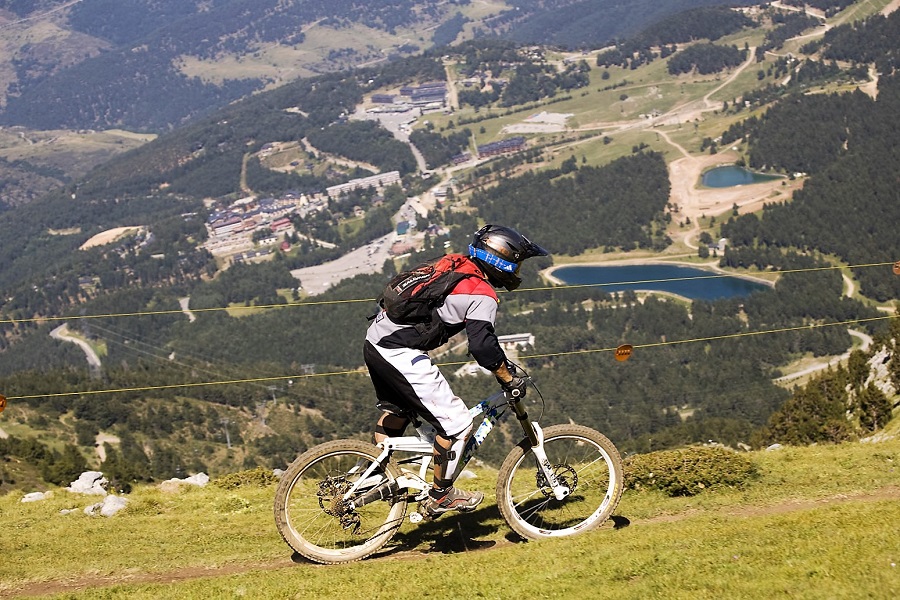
top-left (66, 471), bottom-right (108, 496)
top-left (159, 472), bottom-right (209, 493)
top-left (84, 495), bottom-right (128, 517)
top-left (21, 491), bottom-right (51, 503)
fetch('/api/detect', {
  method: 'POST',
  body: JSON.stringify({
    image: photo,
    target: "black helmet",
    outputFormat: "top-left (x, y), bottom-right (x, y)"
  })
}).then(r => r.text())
top-left (468, 224), bottom-right (549, 291)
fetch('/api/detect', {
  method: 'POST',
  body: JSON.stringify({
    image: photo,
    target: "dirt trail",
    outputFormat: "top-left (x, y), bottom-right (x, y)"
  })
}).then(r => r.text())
top-left (7, 485), bottom-right (899, 598)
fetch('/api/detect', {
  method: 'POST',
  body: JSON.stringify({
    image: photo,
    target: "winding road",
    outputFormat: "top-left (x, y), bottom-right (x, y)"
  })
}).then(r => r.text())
top-left (774, 329), bottom-right (873, 383)
top-left (50, 324), bottom-right (101, 372)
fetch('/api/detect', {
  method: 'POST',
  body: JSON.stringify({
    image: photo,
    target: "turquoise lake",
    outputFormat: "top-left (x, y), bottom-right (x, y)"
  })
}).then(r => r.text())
top-left (551, 264), bottom-right (768, 301)
top-left (701, 165), bottom-right (783, 188)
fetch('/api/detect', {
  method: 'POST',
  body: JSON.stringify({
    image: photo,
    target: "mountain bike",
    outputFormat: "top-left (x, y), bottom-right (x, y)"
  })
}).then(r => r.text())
top-left (273, 376), bottom-right (624, 564)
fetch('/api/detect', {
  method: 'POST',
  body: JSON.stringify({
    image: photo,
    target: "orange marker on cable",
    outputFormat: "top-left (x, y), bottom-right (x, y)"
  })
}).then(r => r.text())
top-left (615, 344), bottom-right (633, 362)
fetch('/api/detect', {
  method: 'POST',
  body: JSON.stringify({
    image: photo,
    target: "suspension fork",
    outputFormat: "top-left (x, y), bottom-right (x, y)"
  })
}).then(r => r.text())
top-left (509, 396), bottom-right (571, 501)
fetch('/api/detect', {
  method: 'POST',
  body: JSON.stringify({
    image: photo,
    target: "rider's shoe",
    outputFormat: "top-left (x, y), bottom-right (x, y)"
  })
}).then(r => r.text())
top-left (421, 486), bottom-right (484, 518)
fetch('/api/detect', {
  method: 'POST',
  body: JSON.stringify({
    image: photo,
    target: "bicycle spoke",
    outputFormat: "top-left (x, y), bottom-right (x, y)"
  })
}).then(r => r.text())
top-left (497, 425), bottom-right (623, 539)
top-left (274, 442), bottom-right (408, 563)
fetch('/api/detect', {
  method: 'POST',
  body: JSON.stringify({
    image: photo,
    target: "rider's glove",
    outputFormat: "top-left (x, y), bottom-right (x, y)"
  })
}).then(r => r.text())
top-left (500, 375), bottom-right (527, 399)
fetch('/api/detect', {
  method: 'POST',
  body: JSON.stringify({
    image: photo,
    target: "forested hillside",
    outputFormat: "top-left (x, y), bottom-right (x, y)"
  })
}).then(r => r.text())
top-left (1, 1), bottom-right (898, 490)
top-left (597, 5), bottom-right (755, 69)
top-left (0, 0), bottom-right (462, 131)
top-left (495, 0), bottom-right (756, 48)
top-left (0, 0), bottom-right (751, 132)
top-left (720, 8), bottom-right (900, 300)
top-left (469, 152), bottom-right (672, 254)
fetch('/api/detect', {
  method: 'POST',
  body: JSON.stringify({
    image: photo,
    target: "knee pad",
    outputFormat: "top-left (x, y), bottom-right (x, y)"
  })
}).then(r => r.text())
top-left (434, 422), bottom-right (473, 487)
top-left (375, 413), bottom-right (410, 438)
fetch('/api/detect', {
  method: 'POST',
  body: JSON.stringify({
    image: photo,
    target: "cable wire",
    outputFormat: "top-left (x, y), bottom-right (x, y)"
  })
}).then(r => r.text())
top-left (0, 260), bottom-right (893, 326)
top-left (5, 313), bottom-right (896, 401)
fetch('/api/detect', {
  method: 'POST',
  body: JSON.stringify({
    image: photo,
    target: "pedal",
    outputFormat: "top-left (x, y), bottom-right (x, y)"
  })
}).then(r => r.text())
top-left (411, 503), bottom-right (439, 523)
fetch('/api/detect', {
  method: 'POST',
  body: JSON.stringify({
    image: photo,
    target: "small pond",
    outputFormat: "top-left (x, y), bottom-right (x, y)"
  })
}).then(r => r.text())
top-left (550, 264), bottom-right (768, 301)
top-left (701, 165), bottom-right (783, 188)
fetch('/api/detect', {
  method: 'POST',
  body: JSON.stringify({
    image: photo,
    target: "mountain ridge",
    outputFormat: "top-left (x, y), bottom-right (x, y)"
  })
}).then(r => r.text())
top-left (0, 0), bottom-right (750, 132)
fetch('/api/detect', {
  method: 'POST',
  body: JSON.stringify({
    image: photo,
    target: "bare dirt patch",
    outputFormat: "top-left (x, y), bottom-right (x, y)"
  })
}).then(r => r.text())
top-left (668, 150), bottom-right (800, 224)
top-left (94, 433), bottom-right (121, 462)
top-left (79, 226), bottom-right (145, 251)
top-left (47, 227), bottom-right (81, 236)
top-left (502, 111), bottom-right (573, 134)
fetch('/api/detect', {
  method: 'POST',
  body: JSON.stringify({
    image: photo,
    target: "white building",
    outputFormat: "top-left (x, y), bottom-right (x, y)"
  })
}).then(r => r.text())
top-left (326, 171), bottom-right (401, 199)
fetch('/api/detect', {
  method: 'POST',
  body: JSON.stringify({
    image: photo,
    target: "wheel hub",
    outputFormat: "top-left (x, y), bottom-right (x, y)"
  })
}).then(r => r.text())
top-left (317, 476), bottom-right (361, 534)
top-left (537, 464), bottom-right (578, 498)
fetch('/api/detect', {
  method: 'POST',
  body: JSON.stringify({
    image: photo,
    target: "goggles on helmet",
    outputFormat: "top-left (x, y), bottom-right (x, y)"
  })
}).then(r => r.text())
top-left (468, 245), bottom-right (519, 273)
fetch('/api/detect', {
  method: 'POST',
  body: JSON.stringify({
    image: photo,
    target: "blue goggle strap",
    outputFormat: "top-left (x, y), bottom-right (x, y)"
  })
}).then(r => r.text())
top-left (469, 245), bottom-right (518, 273)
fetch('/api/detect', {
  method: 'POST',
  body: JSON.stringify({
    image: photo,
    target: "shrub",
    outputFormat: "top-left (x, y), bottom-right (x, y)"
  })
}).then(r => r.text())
top-left (211, 467), bottom-right (278, 489)
top-left (624, 446), bottom-right (757, 496)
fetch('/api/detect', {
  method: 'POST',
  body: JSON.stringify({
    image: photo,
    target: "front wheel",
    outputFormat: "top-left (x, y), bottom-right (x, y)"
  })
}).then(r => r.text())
top-left (496, 424), bottom-right (623, 540)
top-left (274, 439), bottom-right (407, 564)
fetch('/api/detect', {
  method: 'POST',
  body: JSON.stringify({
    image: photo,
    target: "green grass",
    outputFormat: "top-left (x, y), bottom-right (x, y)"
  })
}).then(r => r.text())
top-left (2, 436), bottom-right (898, 598)
top-left (837, 0), bottom-right (895, 24)
top-left (0, 129), bottom-right (154, 179)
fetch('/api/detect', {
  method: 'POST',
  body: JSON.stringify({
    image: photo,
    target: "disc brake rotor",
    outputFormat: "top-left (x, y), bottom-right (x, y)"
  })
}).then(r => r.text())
top-left (536, 464), bottom-right (578, 498)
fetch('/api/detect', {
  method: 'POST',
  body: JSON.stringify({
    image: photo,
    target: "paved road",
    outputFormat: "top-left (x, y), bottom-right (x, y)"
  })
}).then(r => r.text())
top-left (50, 324), bottom-right (102, 371)
top-left (774, 328), bottom-right (873, 383)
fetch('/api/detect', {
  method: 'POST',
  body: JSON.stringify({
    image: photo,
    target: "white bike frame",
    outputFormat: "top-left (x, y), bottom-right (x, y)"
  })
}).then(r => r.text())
top-left (343, 387), bottom-right (572, 513)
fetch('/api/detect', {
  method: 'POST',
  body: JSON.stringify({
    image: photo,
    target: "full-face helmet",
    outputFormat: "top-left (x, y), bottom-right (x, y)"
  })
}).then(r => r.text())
top-left (468, 224), bottom-right (549, 291)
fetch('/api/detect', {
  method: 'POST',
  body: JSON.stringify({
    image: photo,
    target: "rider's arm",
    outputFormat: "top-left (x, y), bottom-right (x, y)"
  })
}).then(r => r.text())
top-left (464, 318), bottom-right (507, 372)
top-left (439, 282), bottom-right (508, 372)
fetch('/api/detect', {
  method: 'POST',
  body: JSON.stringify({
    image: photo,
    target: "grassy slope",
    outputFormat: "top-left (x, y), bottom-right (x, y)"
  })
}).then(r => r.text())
top-left (2, 431), bottom-right (898, 599)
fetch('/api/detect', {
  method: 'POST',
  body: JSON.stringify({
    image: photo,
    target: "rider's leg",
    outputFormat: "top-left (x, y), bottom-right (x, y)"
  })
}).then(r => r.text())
top-left (374, 411), bottom-right (410, 444)
top-left (364, 342), bottom-right (481, 512)
top-left (431, 422), bottom-right (472, 490)
top-left (425, 423), bottom-right (483, 515)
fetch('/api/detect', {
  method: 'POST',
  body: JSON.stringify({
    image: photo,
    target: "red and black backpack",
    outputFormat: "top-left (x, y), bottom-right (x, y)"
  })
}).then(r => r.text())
top-left (374, 254), bottom-right (485, 349)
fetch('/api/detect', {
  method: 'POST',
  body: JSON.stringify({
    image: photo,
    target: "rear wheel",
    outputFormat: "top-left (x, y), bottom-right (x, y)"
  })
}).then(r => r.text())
top-left (274, 439), bottom-right (407, 564)
top-left (496, 424), bottom-right (623, 540)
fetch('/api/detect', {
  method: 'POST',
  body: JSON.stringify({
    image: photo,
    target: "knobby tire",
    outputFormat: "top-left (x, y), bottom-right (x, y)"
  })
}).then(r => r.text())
top-left (274, 439), bottom-right (407, 564)
top-left (496, 424), bottom-right (624, 540)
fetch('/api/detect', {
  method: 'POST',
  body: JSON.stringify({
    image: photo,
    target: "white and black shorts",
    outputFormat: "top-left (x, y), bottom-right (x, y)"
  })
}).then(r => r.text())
top-left (363, 341), bottom-right (472, 438)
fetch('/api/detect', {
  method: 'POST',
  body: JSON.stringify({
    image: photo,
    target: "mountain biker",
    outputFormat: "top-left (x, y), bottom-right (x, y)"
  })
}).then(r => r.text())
top-left (363, 224), bottom-right (548, 518)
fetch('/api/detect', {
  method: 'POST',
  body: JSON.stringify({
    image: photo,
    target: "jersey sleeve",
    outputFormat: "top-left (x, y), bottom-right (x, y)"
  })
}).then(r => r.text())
top-left (438, 278), bottom-right (506, 371)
